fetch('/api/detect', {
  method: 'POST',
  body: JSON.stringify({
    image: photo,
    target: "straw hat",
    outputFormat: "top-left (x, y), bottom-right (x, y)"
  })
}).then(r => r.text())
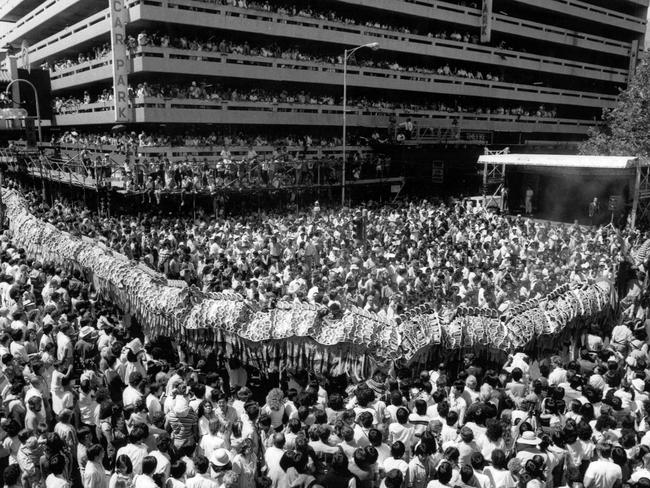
top-left (517, 431), bottom-right (541, 446)
top-left (209, 448), bottom-right (232, 467)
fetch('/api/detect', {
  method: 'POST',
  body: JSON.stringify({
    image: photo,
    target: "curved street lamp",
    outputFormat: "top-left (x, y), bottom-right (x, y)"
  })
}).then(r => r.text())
top-left (341, 42), bottom-right (379, 206)
top-left (5, 78), bottom-right (42, 143)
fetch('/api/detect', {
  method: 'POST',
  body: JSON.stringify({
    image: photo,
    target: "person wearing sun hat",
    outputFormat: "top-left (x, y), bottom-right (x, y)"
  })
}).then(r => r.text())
top-left (74, 324), bottom-right (97, 361)
top-left (122, 338), bottom-right (147, 385)
top-left (208, 448), bottom-right (233, 483)
top-left (515, 431), bottom-right (545, 464)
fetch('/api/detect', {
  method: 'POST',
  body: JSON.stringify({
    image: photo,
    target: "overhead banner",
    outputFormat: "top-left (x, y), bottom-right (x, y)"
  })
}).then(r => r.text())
top-left (0, 108), bottom-right (28, 119)
top-left (109, 0), bottom-right (130, 122)
top-left (480, 0), bottom-right (493, 43)
top-left (20, 40), bottom-right (30, 74)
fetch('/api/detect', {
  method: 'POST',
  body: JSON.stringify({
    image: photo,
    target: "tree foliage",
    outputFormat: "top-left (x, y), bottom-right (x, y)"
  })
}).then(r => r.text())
top-left (579, 52), bottom-right (650, 157)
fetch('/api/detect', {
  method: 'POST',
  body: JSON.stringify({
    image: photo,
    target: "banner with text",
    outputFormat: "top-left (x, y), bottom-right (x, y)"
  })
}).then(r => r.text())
top-left (480, 0), bottom-right (493, 43)
top-left (110, 0), bottom-right (130, 122)
top-left (20, 40), bottom-right (30, 74)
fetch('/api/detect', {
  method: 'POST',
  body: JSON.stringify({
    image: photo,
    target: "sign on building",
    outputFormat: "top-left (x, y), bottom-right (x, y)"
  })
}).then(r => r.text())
top-left (20, 40), bottom-right (30, 74)
top-left (0, 108), bottom-right (28, 119)
top-left (480, 0), bottom-right (493, 43)
top-left (109, 0), bottom-right (130, 122)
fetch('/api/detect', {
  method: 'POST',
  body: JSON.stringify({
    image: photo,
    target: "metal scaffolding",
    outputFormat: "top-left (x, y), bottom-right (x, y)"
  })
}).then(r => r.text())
top-left (480, 147), bottom-right (509, 211)
top-left (631, 158), bottom-right (650, 228)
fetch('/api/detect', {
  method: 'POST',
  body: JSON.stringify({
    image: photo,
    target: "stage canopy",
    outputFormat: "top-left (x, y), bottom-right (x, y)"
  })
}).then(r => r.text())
top-left (477, 154), bottom-right (642, 170)
top-left (477, 152), bottom-right (650, 227)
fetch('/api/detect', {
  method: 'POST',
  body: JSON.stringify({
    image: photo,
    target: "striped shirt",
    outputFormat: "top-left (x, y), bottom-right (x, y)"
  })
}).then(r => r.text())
top-left (166, 410), bottom-right (198, 447)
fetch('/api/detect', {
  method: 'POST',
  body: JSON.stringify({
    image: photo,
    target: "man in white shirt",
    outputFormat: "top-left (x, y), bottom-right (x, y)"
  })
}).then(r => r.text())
top-left (609, 323), bottom-right (633, 355)
top-left (583, 441), bottom-right (622, 488)
top-left (448, 381), bottom-right (468, 425)
top-left (149, 433), bottom-right (172, 482)
top-left (123, 371), bottom-right (144, 409)
top-left (83, 444), bottom-right (107, 488)
top-left (441, 410), bottom-right (459, 445)
top-left (0, 332), bottom-right (10, 361)
top-left (470, 452), bottom-right (491, 488)
top-left (456, 427), bottom-right (480, 468)
top-left (383, 441), bottom-right (409, 478)
top-left (134, 456), bottom-right (158, 488)
top-left (0, 279), bottom-right (12, 308)
top-left (146, 382), bottom-right (163, 422)
top-left (463, 375), bottom-right (480, 406)
top-left (548, 357), bottom-right (568, 386)
top-left (46, 454), bottom-right (71, 488)
top-left (56, 324), bottom-right (73, 368)
top-left (630, 454), bottom-right (650, 483)
top-left (631, 453), bottom-right (650, 483)
top-left (187, 455), bottom-right (220, 488)
top-left (265, 434), bottom-right (286, 488)
top-left (8, 328), bottom-right (28, 365)
top-left (116, 424), bottom-right (149, 474)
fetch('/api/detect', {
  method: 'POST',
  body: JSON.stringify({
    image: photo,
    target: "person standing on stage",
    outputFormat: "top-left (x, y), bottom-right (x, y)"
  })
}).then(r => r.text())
top-left (501, 186), bottom-right (509, 214)
top-left (524, 186), bottom-right (534, 215)
top-left (588, 197), bottom-right (601, 226)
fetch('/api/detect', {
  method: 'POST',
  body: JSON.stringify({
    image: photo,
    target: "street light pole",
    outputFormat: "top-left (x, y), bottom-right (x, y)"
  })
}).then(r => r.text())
top-left (341, 42), bottom-right (379, 207)
top-left (5, 79), bottom-right (42, 144)
top-left (342, 49), bottom-right (348, 207)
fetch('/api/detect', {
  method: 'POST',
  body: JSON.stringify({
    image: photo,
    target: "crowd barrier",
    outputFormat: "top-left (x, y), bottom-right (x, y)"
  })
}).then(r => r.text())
top-left (3, 188), bottom-right (616, 377)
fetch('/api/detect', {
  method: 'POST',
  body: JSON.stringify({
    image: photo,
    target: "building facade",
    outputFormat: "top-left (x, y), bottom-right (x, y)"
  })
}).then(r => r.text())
top-left (0, 0), bottom-right (646, 161)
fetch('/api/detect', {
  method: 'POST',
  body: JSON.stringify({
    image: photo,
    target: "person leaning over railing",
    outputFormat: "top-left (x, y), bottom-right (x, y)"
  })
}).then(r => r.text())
top-left (52, 83), bottom-right (560, 121)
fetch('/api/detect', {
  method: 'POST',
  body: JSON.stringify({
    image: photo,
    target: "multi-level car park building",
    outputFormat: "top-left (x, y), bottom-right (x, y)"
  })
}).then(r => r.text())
top-left (0, 0), bottom-right (646, 170)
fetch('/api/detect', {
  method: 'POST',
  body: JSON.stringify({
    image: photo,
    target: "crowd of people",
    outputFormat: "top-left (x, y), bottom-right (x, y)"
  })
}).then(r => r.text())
top-left (47, 43), bottom-right (111, 74)
top-left (113, 151), bottom-right (352, 193)
top-left (52, 83), bottom-right (559, 122)
top-left (0, 184), bottom-right (648, 488)
top-left (204, 0), bottom-right (481, 39)
top-left (8, 3), bottom-right (646, 488)
top-left (132, 32), bottom-right (506, 84)
top-left (35, 195), bottom-right (632, 316)
top-left (132, 0), bottom-right (528, 58)
top-left (42, 144), bottom-right (389, 196)
top-left (47, 33), bottom-right (506, 86)
top-left (45, 0), bottom-right (517, 78)
top-left (51, 130), bottom-right (367, 151)
top-left (25, 129), bottom-right (389, 194)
